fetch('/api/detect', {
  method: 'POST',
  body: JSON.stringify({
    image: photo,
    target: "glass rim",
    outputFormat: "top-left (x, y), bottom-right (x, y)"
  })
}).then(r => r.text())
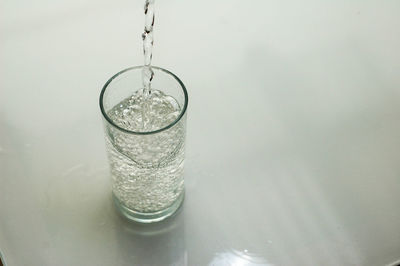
top-left (99, 66), bottom-right (188, 135)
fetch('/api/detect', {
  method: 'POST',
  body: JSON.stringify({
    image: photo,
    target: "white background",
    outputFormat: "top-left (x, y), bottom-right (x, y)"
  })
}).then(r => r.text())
top-left (1, 0), bottom-right (400, 265)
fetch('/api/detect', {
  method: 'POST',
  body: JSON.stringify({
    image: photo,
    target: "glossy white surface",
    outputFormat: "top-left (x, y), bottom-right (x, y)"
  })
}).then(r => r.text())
top-left (1, 1), bottom-right (400, 265)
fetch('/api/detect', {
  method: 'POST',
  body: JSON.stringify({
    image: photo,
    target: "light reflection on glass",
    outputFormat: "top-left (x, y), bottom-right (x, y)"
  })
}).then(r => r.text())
top-left (209, 249), bottom-right (273, 266)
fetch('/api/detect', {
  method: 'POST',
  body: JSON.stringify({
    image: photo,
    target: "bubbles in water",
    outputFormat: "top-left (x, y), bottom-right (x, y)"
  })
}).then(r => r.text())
top-left (106, 89), bottom-right (185, 213)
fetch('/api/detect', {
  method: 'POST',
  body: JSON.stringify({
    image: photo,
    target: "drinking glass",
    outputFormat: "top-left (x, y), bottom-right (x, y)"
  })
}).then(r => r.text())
top-left (99, 66), bottom-right (188, 223)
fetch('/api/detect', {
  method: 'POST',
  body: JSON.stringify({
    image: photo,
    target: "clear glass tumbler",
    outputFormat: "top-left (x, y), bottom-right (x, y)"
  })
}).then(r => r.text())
top-left (99, 66), bottom-right (188, 223)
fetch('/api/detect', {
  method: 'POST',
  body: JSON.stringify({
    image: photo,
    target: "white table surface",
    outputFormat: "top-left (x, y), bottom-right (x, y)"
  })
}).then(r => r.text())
top-left (1, 0), bottom-right (400, 265)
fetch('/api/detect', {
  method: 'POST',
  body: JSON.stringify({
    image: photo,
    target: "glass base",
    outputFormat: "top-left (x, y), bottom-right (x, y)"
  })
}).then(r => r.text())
top-left (112, 191), bottom-right (185, 223)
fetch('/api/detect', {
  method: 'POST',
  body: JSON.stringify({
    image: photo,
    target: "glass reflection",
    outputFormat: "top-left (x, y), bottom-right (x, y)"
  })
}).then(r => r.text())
top-left (114, 205), bottom-right (186, 265)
